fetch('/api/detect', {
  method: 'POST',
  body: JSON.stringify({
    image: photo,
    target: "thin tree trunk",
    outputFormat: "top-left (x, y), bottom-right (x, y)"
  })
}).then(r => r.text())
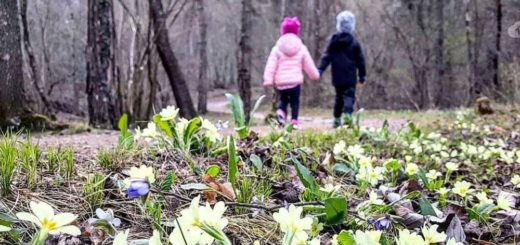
top-left (86, 0), bottom-right (120, 129)
top-left (21, 0), bottom-right (53, 115)
top-left (150, 0), bottom-right (197, 119)
top-left (196, 0), bottom-right (209, 114)
top-left (493, 0), bottom-right (502, 94)
top-left (434, 0), bottom-right (445, 107)
top-left (465, 0), bottom-right (476, 102)
top-left (237, 0), bottom-right (253, 122)
top-left (0, 0), bottom-right (25, 126)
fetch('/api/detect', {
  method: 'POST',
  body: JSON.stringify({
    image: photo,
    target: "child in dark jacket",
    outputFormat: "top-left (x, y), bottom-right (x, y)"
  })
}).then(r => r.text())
top-left (318, 11), bottom-right (367, 128)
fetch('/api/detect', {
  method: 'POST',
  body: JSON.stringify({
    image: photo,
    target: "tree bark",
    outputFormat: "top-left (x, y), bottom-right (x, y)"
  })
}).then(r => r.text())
top-left (196, 0), bottom-right (209, 114)
top-left (237, 0), bottom-right (253, 122)
top-left (492, 0), bottom-right (502, 94)
top-left (86, 0), bottom-right (120, 129)
top-left (0, 0), bottom-right (25, 126)
top-left (150, 0), bottom-right (197, 119)
top-left (21, 0), bottom-right (53, 115)
top-left (434, 0), bottom-right (446, 107)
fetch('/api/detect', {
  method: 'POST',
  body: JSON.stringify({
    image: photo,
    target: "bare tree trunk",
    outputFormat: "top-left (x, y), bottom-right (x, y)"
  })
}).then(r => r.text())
top-left (0, 0), bottom-right (25, 126)
top-left (86, 0), bottom-right (120, 129)
top-left (492, 0), bottom-right (502, 94)
top-left (196, 0), bottom-right (209, 114)
top-left (237, 0), bottom-right (253, 122)
top-left (434, 0), bottom-right (446, 107)
top-left (150, 0), bottom-right (197, 119)
top-left (21, 0), bottom-right (53, 115)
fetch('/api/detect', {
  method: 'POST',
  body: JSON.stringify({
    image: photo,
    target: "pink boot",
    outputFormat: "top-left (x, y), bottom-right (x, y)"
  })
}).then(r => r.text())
top-left (291, 119), bottom-right (300, 129)
top-left (276, 109), bottom-right (286, 126)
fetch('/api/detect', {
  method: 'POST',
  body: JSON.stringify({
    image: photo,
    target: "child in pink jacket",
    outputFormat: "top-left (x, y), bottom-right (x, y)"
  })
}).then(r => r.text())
top-left (263, 17), bottom-right (320, 128)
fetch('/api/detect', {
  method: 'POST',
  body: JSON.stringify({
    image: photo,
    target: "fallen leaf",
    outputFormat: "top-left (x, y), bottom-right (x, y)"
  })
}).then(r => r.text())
top-left (218, 182), bottom-right (236, 200)
top-left (446, 214), bottom-right (466, 243)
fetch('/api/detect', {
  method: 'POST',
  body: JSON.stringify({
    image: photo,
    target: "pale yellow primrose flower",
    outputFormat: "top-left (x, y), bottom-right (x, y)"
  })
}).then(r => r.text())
top-left (496, 193), bottom-right (512, 211)
top-left (0, 225), bottom-right (10, 232)
top-left (426, 170), bottom-right (442, 181)
top-left (368, 191), bottom-right (384, 205)
top-left (170, 195), bottom-right (229, 245)
top-left (452, 181), bottom-right (473, 198)
top-left (16, 201), bottom-right (80, 236)
top-left (331, 234), bottom-right (339, 245)
top-left (405, 163), bottom-right (419, 176)
top-left (347, 144), bottom-right (365, 159)
top-left (159, 105), bottom-right (179, 121)
top-left (141, 122), bottom-right (160, 138)
top-left (437, 187), bottom-right (449, 196)
top-left (446, 162), bottom-right (459, 172)
top-left (273, 205), bottom-right (313, 243)
top-left (113, 229), bottom-right (129, 245)
top-left (202, 118), bottom-right (222, 142)
top-left (446, 238), bottom-right (464, 245)
top-left (358, 157), bottom-right (373, 168)
top-left (320, 183), bottom-right (341, 194)
top-left (149, 230), bottom-right (163, 245)
top-left (333, 140), bottom-right (347, 155)
top-left (395, 229), bottom-right (426, 245)
top-left (475, 192), bottom-right (493, 205)
top-left (308, 238), bottom-right (321, 245)
top-left (128, 165), bottom-right (156, 184)
top-left (421, 225), bottom-right (447, 244)
top-left (352, 230), bottom-right (382, 245)
top-left (511, 175), bottom-right (520, 188)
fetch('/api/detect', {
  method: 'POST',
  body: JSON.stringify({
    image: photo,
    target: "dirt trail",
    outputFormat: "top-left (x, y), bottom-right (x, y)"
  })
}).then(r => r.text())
top-left (33, 91), bottom-right (406, 159)
top-left (207, 89), bottom-right (407, 133)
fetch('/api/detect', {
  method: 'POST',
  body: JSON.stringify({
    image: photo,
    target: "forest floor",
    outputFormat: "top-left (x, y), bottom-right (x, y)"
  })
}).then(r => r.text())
top-left (32, 89), bottom-right (456, 162)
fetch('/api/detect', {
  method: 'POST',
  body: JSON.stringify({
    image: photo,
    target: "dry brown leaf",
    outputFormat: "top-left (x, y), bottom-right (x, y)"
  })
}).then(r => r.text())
top-left (218, 182), bottom-right (236, 200)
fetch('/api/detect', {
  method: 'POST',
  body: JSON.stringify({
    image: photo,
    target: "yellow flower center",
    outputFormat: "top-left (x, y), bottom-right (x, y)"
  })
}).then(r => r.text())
top-left (41, 218), bottom-right (57, 231)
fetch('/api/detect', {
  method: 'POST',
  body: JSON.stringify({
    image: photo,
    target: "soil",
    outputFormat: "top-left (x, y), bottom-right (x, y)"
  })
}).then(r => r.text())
top-left (33, 90), bottom-right (406, 160)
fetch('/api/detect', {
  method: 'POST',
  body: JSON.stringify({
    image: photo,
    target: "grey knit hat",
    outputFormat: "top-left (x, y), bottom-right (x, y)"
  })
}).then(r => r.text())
top-left (336, 11), bottom-right (356, 33)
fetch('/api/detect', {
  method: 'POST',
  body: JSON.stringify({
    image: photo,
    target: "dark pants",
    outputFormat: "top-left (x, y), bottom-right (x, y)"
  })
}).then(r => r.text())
top-left (278, 85), bottom-right (301, 120)
top-left (334, 85), bottom-right (356, 118)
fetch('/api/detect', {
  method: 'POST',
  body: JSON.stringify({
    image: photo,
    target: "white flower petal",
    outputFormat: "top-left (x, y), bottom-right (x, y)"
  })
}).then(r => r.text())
top-left (16, 212), bottom-right (42, 227)
top-left (53, 225), bottom-right (81, 236)
top-left (53, 213), bottom-right (77, 227)
top-left (31, 201), bottom-right (55, 221)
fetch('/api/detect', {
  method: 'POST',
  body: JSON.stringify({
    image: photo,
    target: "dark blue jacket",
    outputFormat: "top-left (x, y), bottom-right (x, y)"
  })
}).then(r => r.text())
top-left (318, 32), bottom-right (366, 87)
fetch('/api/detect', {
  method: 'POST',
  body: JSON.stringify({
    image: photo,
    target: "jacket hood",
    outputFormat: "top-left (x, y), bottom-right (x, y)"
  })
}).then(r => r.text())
top-left (331, 32), bottom-right (355, 46)
top-left (277, 34), bottom-right (303, 57)
top-left (336, 11), bottom-right (356, 33)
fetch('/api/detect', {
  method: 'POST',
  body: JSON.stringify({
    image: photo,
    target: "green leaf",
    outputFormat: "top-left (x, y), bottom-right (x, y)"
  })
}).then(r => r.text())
top-left (292, 156), bottom-right (317, 191)
top-left (333, 163), bottom-right (353, 175)
top-left (117, 113), bottom-right (134, 149)
top-left (336, 230), bottom-right (356, 245)
top-left (324, 197), bottom-right (347, 225)
top-left (417, 168), bottom-right (429, 187)
top-left (249, 154), bottom-right (263, 171)
top-left (249, 95), bottom-right (266, 125)
top-left (153, 115), bottom-right (173, 138)
top-left (118, 113), bottom-right (128, 134)
top-left (161, 171), bottom-right (176, 192)
top-left (419, 197), bottom-right (436, 216)
top-left (206, 165), bottom-right (221, 178)
top-left (227, 136), bottom-right (238, 186)
top-left (383, 159), bottom-right (400, 171)
top-left (183, 117), bottom-right (202, 147)
top-left (225, 93), bottom-right (246, 128)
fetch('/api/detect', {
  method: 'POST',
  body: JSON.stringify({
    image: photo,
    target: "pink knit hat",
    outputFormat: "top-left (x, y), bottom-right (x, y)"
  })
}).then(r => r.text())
top-left (280, 17), bottom-right (301, 36)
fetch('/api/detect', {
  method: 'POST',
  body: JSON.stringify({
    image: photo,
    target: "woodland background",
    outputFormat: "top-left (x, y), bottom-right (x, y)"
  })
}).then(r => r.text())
top-left (1, 0), bottom-right (519, 128)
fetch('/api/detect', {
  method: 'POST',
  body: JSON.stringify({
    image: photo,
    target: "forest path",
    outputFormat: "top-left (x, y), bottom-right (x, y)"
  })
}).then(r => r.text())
top-left (32, 91), bottom-right (406, 159)
top-left (207, 89), bottom-right (407, 134)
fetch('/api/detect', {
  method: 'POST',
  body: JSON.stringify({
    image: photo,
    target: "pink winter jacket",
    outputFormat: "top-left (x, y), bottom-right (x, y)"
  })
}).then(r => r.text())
top-left (263, 34), bottom-right (320, 90)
